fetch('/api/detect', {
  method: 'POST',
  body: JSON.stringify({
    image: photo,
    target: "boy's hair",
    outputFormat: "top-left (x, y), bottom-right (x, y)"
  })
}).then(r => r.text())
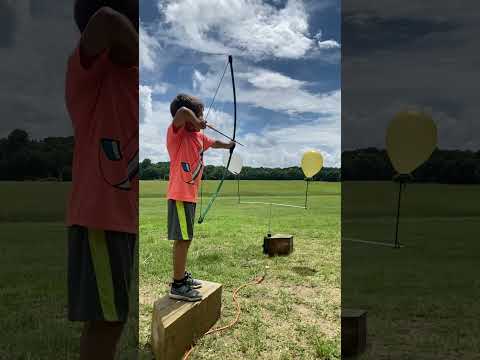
top-left (74, 0), bottom-right (137, 33)
top-left (170, 94), bottom-right (204, 118)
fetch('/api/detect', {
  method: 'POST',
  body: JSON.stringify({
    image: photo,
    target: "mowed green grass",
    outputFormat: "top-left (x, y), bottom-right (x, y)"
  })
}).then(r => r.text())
top-left (140, 180), bottom-right (341, 360)
top-left (343, 182), bottom-right (480, 359)
top-left (0, 182), bottom-right (137, 360)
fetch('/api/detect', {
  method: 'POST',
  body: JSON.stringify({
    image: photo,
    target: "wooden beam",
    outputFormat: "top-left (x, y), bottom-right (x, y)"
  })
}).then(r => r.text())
top-left (151, 281), bottom-right (222, 360)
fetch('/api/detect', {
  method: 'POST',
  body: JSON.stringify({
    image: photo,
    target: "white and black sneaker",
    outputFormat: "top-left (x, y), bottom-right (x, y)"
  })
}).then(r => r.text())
top-left (169, 281), bottom-right (202, 302)
top-left (185, 271), bottom-right (202, 289)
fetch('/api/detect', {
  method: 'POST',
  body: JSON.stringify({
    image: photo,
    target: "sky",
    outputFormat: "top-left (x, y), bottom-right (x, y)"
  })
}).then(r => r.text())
top-left (0, 0), bottom-right (77, 140)
top-left (342, 1), bottom-right (480, 151)
top-left (2, 0), bottom-right (479, 163)
top-left (139, 0), bottom-right (341, 168)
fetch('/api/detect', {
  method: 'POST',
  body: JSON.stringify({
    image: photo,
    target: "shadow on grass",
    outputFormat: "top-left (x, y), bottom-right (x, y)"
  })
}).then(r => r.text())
top-left (291, 266), bottom-right (318, 276)
top-left (196, 253), bottom-right (221, 264)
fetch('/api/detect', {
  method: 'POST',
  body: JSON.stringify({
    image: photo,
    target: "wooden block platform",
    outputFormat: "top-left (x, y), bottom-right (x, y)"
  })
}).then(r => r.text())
top-left (151, 281), bottom-right (222, 360)
top-left (263, 234), bottom-right (294, 256)
top-left (341, 309), bottom-right (367, 357)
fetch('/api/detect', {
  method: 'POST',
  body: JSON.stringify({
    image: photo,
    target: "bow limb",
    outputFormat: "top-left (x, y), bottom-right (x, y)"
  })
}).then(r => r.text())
top-left (197, 155), bottom-right (233, 224)
top-left (198, 55), bottom-right (237, 224)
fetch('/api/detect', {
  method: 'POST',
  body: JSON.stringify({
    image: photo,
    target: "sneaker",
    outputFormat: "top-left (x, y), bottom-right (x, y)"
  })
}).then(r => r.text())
top-left (185, 271), bottom-right (202, 289)
top-left (169, 282), bottom-right (202, 302)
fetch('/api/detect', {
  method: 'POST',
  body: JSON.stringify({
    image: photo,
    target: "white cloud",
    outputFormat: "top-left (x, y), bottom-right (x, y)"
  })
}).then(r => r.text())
top-left (139, 85), bottom-right (153, 124)
top-left (140, 23), bottom-right (161, 71)
top-left (140, 99), bottom-right (171, 161)
top-left (246, 70), bottom-right (306, 90)
top-left (152, 83), bottom-right (169, 95)
top-left (140, 90), bottom-right (341, 168)
top-left (159, 0), bottom-right (314, 59)
top-left (140, 1), bottom-right (341, 167)
top-left (194, 64), bottom-right (341, 116)
top-left (235, 112), bottom-right (340, 168)
top-left (245, 86), bottom-right (340, 116)
top-left (318, 39), bottom-right (341, 50)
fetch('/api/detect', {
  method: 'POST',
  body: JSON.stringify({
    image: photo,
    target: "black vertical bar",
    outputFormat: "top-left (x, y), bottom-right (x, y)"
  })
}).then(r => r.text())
top-left (237, 174), bottom-right (240, 204)
top-left (394, 181), bottom-right (404, 248)
top-left (304, 179), bottom-right (310, 209)
top-left (267, 202), bottom-right (273, 236)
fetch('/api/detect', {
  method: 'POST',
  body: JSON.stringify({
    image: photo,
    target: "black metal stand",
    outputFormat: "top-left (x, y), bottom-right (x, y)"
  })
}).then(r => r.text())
top-left (267, 202), bottom-right (273, 237)
top-left (304, 178), bottom-right (310, 209)
top-left (394, 180), bottom-right (403, 249)
top-left (393, 173), bottom-right (411, 249)
top-left (237, 174), bottom-right (240, 204)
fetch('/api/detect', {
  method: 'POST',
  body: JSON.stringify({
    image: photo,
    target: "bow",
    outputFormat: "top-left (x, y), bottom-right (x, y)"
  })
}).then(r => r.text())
top-left (198, 55), bottom-right (237, 224)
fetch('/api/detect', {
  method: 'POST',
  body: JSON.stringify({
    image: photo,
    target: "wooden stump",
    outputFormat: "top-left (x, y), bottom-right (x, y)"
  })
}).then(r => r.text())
top-left (263, 234), bottom-right (294, 256)
top-left (341, 309), bottom-right (367, 357)
top-left (151, 281), bottom-right (222, 360)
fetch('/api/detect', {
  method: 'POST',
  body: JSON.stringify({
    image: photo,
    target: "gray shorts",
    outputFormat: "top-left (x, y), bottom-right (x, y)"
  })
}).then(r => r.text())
top-left (67, 225), bottom-right (136, 322)
top-left (168, 199), bottom-right (196, 240)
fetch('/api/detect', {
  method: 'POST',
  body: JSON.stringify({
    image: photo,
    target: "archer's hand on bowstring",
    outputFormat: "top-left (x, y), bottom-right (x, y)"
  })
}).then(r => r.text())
top-left (172, 106), bottom-right (206, 132)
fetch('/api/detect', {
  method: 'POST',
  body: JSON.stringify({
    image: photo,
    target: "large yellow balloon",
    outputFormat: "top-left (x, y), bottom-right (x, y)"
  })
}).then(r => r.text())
top-left (301, 150), bottom-right (323, 178)
top-left (386, 111), bottom-right (437, 175)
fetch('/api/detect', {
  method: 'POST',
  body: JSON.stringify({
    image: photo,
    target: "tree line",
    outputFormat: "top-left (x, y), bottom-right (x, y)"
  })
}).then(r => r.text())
top-left (4, 129), bottom-right (478, 183)
top-left (0, 129), bottom-right (73, 181)
top-left (140, 158), bottom-right (340, 181)
top-left (0, 129), bottom-right (340, 182)
top-left (342, 147), bottom-right (480, 183)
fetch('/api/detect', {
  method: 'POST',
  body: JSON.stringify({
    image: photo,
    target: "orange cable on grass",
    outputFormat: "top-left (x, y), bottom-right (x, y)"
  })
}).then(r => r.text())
top-left (182, 275), bottom-right (266, 360)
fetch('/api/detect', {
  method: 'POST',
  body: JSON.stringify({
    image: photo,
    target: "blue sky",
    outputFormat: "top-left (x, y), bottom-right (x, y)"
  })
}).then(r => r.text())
top-left (140, 0), bottom-right (341, 168)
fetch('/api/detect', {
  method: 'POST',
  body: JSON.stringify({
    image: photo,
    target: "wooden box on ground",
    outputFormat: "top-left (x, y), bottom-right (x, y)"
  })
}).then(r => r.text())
top-left (341, 309), bottom-right (367, 357)
top-left (263, 234), bottom-right (294, 256)
top-left (151, 281), bottom-right (222, 360)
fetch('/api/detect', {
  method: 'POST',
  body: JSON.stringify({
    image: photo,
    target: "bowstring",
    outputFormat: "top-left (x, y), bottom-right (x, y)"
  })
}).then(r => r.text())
top-left (199, 59), bottom-right (230, 218)
top-left (198, 56), bottom-right (236, 223)
top-left (204, 61), bottom-right (229, 122)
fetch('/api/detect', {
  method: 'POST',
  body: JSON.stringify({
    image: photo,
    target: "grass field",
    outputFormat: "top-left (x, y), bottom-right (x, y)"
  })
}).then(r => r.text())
top-left (0, 182), bottom-right (137, 360)
top-left (4, 180), bottom-right (473, 358)
top-left (342, 182), bottom-right (480, 359)
top-left (140, 180), bottom-right (341, 360)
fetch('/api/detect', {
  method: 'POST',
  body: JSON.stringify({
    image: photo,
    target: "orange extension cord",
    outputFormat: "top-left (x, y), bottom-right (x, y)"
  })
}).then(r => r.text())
top-left (182, 274), bottom-right (266, 360)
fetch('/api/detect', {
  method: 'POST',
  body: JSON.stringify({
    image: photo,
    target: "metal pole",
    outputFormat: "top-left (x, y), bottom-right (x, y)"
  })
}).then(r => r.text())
top-left (394, 180), bottom-right (404, 249)
top-left (304, 179), bottom-right (310, 209)
top-left (267, 202), bottom-right (273, 237)
top-left (237, 174), bottom-right (240, 204)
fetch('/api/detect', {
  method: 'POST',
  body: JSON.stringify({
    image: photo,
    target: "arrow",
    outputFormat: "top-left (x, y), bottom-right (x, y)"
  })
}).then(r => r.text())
top-left (206, 124), bottom-right (245, 147)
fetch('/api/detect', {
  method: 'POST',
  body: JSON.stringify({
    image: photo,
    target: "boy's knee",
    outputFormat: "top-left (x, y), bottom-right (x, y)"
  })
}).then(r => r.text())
top-left (174, 240), bottom-right (191, 248)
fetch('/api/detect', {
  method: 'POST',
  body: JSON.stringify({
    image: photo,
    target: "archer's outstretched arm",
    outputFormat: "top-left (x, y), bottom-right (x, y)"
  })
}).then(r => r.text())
top-left (211, 140), bottom-right (235, 150)
top-left (80, 7), bottom-right (138, 66)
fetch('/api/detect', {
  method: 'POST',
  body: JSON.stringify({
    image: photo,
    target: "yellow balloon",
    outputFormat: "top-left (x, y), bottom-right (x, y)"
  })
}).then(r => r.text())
top-left (386, 111), bottom-right (437, 175)
top-left (301, 150), bottom-right (323, 178)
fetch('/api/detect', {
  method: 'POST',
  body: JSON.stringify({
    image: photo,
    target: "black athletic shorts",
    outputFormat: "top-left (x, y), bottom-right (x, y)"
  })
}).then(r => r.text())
top-left (67, 225), bottom-right (136, 322)
top-left (167, 199), bottom-right (196, 240)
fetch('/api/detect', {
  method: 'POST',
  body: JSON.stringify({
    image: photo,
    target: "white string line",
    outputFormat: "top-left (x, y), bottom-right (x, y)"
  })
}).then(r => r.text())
top-left (239, 201), bottom-right (306, 209)
top-left (342, 237), bottom-right (405, 248)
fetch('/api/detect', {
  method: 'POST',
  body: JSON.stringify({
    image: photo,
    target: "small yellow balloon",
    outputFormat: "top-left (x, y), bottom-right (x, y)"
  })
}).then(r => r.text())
top-left (301, 150), bottom-right (323, 178)
top-left (386, 111), bottom-right (437, 175)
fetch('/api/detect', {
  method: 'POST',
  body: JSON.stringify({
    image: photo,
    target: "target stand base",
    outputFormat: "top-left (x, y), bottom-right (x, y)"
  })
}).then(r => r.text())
top-left (342, 309), bottom-right (367, 357)
top-left (263, 234), bottom-right (294, 256)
